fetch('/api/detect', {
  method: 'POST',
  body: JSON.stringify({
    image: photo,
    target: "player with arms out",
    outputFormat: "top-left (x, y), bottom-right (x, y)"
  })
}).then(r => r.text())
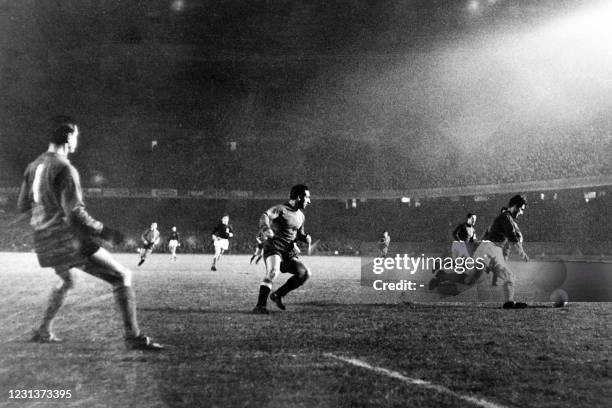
top-left (168, 226), bottom-right (180, 261)
top-left (17, 116), bottom-right (162, 350)
top-left (252, 184), bottom-right (312, 314)
top-left (138, 222), bottom-right (160, 266)
top-left (211, 215), bottom-right (233, 271)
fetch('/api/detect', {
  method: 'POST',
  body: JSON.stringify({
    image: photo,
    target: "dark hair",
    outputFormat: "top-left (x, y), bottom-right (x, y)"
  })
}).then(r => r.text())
top-left (49, 116), bottom-right (77, 144)
top-left (290, 184), bottom-right (309, 200)
top-left (467, 213), bottom-right (476, 219)
top-left (508, 195), bottom-right (527, 209)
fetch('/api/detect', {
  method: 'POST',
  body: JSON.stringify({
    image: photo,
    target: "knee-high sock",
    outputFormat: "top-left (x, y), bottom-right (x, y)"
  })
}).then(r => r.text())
top-left (276, 275), bottom-right (305, 297)
top-left (256, 285), bottom-right (271, 307)
top-left (113, 286), bottom-right (140, 339)
top-left (40, 287), bottom-right (69, 333)
top-left (503, 281), bottom-right (514, 302)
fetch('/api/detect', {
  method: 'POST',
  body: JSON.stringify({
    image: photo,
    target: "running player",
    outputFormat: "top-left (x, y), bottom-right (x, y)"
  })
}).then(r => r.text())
top-left (252, 184), bottom-right (312, 314)
top-left (250, 232), bottom-right (265, 265)
top-left (17, 116), bottom-right (162, 350)
top-left (451, 213), bottom-right (477, 258)
top-left (211, 215), bottom-right (233, 271)
top-left (378, 231), bottom-right (391, 258)
top-left (138, 222), bottom-right (160, 266)
top-left (168, 226), bottom-right (180, 261)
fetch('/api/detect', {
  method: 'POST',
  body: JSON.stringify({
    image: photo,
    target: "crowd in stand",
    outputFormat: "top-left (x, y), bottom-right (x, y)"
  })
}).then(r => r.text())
top-left (2, 190), bottom-right (610, 256)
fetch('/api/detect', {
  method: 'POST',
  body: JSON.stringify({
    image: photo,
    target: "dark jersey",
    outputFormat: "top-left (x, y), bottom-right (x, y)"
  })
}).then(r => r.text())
top-left (453, 223), bottom-right (476, 242)
top-left (379, 235), bottom-right (390, 247)
top-left (169, 231), bottom-right (180, 241)
top-left (260, 202), bottom-right (307, 254)
top-left (212, 223), bottom-right (233, 239)
top-left (17, 152), bottom-right (103, 267)
top-left (484, 211), bottom-right (522, 246)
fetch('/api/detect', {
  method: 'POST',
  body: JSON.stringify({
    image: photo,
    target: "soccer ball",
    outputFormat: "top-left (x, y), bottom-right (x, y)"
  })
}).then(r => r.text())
top-left (549, 288), bottom-right (569, 308)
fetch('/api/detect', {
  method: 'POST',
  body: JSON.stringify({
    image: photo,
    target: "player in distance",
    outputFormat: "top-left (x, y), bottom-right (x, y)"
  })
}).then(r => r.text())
top-left (138, 222), bottom-right (160, 266)
top-left (211, 215), bottom-right (234, 271)
top-left (168, 226), bottom-right (180, 261)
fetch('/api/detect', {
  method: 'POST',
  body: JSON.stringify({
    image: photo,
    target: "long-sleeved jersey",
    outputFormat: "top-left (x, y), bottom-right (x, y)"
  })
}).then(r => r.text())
top-left (483, 211), bottom-right (527, 258)
top-left (18, 152), bottom-right (103, 267)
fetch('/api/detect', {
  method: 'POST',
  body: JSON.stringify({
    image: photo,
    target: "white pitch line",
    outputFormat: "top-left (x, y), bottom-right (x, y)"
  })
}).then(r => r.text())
top-left (325, 353), bottom-right (513, 408)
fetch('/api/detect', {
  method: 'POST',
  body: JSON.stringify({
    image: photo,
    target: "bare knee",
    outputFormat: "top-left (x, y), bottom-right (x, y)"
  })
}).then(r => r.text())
top-left (114, 267), bottom-right (132, 288)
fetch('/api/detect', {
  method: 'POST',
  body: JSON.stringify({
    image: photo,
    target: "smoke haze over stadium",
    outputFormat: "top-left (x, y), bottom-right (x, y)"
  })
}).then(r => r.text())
top-left (1, 0), bottom-right (611, 191)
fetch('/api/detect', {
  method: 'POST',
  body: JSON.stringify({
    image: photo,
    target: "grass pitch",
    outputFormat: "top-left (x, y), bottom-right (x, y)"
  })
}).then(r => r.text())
top-left (0, 253), bottom-right (610, 408)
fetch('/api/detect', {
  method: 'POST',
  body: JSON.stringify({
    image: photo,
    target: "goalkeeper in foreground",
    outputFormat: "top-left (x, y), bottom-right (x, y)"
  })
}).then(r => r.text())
top-left (17, 116), bottom-right (163, 350)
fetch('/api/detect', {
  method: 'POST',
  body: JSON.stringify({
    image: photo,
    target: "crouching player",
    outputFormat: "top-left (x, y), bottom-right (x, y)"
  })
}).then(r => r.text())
top-left (252, 185), bottom-right (312, 314)
top-left (430, 195), bottom-right (530, 309)
top-left (469, 195), bottom-right (530, 309)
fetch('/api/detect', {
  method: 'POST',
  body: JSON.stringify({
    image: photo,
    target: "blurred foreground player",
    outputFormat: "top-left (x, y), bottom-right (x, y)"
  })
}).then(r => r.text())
top-left (17, 116), bottom-right (162, 350)
top-left (211, 215), bottom-right (234, 271)
top-left (253, 185), bottom-right (312, 314)
top-left (168, 226), bottom-right (180, 261)
top-left (138, 222), bottom-right (160, 266)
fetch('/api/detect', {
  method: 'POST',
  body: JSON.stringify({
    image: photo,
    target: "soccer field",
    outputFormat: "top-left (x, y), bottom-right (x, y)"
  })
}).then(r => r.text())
top-left (0, 252), bottom-right (610, 408)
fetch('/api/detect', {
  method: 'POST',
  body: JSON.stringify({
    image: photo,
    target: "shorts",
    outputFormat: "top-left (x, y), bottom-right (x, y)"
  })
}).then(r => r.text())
top-left (34, 225), bottom-right (100, 269)
top-left (263, 238), bottom-right (296, 260)
top-left (168, 239), bottom-right (179, 251)
top-left (214, 238), bottom-right (229, 251)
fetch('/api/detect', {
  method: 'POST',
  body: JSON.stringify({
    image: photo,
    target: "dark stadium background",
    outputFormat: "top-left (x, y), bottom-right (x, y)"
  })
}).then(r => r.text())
top-left (0, 0), bottom-right (610, 251)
